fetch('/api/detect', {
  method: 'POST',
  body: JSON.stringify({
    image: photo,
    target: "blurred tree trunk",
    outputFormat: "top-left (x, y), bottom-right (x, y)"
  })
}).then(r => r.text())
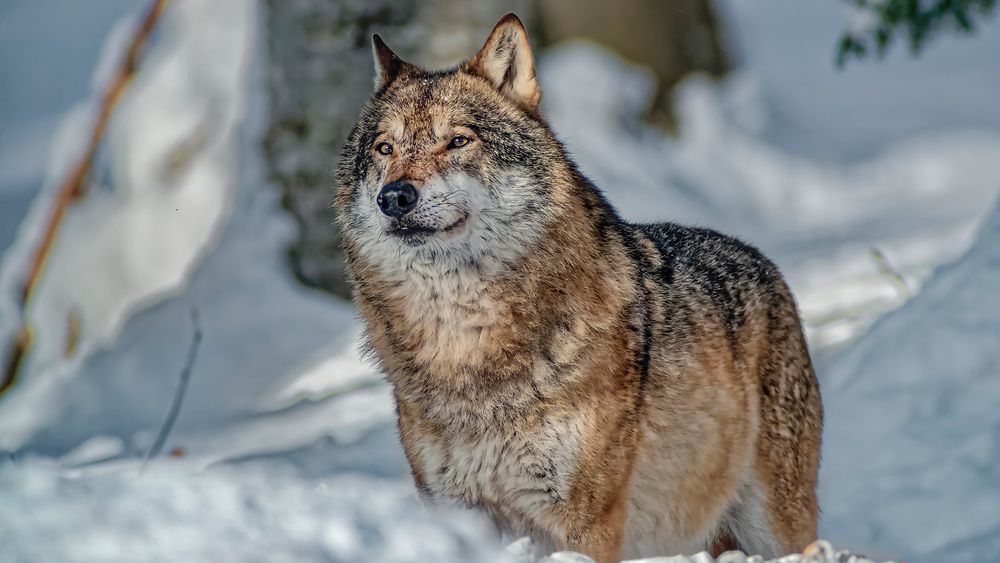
top-left (262, 0), bottom-right (528, 299)
top-left (263, 0), bottom-right (417, 299)
top-left (537, 0), bottom-right (729, 129)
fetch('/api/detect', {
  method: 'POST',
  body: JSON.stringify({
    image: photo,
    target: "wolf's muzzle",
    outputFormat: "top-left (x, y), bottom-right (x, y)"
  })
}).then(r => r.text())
top-left (377, 181), bottom-right (419, 218)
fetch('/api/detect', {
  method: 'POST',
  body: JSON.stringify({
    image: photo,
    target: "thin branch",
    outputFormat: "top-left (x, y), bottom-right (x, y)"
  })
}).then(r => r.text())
top-left (1, 0), bottom-right (169, 398)
top-left (284, 376), bottom-right (385, 405)
top-left (142, 309), bottom-right (202, 472)
top-left (19, 0), bottom-right (169, 310)
top-left (871, 246), bottom-right (911, 298)
top-left (0, 328), bottom-right (31, 396)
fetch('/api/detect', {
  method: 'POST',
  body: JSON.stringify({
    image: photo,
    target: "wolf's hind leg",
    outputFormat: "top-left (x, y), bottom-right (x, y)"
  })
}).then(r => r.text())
top-left (752, 284), bottom-right (823, 554)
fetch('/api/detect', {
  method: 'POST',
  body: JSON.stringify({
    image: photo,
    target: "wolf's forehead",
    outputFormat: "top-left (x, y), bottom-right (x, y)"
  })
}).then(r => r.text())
top-left (378, 78), bottom-right (477, 141)
top-left (381, 103), bottom-right (458, 143)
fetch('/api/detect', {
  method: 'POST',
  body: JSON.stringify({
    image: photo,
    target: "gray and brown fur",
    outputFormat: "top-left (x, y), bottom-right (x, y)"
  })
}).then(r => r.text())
top-left (334, 14), bottom-right (822, 562)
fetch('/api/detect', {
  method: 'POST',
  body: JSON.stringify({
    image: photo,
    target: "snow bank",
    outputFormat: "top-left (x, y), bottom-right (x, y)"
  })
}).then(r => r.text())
top-left (0, 0), bottom-right (255, 448)
top-left (541, 44), bottom-right (1000, 351)
top-left (716, 0), bottom-right (1000, 160)
top-left (0, 0), bottom-right (387, 466)
top-left (0, 458), bottom-right (498, 563)
top-left (820, 202), bottom-right (1000, 561)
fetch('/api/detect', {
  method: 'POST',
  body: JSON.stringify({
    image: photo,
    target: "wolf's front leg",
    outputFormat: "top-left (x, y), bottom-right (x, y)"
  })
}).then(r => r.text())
top-left (557, 487), bottom-right (629, 563)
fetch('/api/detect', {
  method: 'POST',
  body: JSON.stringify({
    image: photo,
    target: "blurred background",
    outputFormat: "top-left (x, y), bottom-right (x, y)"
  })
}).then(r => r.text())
top-left (1, 1), bottom-right (998, 561)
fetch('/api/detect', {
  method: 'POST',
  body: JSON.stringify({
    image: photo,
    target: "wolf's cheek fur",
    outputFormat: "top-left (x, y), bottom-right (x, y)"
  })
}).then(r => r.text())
top-left (344, 167), bottom-right (550, 276)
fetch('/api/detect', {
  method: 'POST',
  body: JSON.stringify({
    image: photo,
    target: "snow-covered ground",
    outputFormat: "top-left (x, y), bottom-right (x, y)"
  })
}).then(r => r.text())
top-left (0, 458), bottom-right (497, 563)
top-left (1, 0), bottom-right (998, 561)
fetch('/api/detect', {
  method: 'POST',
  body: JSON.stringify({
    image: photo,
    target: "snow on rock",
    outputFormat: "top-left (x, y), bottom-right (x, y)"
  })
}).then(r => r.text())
top-left (502, 539), bottom-right (890, 563)
top-left (820, 201), bottom-right (1000, 561)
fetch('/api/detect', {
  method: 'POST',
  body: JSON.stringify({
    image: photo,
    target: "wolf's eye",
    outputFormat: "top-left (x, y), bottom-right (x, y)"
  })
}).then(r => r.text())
top-left (375, 142), bottom-right (393, 155)
top-left (447, 136), bottom-right (471, 150)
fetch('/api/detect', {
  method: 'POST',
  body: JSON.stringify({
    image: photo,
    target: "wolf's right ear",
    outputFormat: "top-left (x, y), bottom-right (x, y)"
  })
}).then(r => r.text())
top-left (466, 14), bottom-right (541, 112)
top-left (372, 34), bottom-right (413, 91)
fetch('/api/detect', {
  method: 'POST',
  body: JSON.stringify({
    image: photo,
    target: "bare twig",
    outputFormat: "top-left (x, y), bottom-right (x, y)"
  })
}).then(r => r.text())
top-left (871, 247), bottom-right (911, 298)
top-left (142, 309), bottom-right (202, 471)
top-left (0, 329), bottom-right (32, 397)
top-left (64, 309), bottom-right (81, 358)
top-left (278, 376), bottom-right (385, 407)
top-left (1, 0), bottom-right (169, 397)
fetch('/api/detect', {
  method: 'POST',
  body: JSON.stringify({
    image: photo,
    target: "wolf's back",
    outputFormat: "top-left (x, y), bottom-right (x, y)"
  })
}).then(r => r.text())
top-left (634, 221), bottom-right (784, 333)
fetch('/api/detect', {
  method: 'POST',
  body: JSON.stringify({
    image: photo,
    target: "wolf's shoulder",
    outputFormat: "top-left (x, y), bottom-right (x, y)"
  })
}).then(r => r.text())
top-left (630, 221), bottom-right (782, 292)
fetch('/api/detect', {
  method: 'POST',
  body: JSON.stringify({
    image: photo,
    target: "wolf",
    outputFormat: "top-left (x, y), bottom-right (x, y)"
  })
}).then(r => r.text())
top-left (334, 14), bottom-right (822, 563)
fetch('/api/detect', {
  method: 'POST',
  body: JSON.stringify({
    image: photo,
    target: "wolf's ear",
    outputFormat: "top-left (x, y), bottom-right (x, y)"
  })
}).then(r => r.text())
top-left (466, 14), bottom-right (540, 112)
top-left (372, 34), bottom-right (414, 91)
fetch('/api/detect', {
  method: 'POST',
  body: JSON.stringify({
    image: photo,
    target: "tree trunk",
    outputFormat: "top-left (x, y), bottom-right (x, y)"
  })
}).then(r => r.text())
top-left (536, 0), bottom-right (729, 129)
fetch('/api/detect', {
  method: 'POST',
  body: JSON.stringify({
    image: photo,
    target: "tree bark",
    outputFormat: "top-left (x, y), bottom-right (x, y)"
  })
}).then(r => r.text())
top-left (537, 0), bottom-right (729, 128)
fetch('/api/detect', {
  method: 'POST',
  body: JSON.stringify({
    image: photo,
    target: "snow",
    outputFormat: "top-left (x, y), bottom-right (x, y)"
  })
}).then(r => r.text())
top-left (0, 0), bottom-right (256, 447)
top-left (541, 46), bottom-right (1000, 349)
top-left (715, 0), bottom-right (1000, 161)
top-left (0, 459), bottom-right (497, 563)
top-left (820, 202), bottom-right (1000, 562)
top-left (0, 0), bottom-right (999, 561)
top-left (0, 0), bottom-right (143, 250)
top-left (510, 539), bottom-right (884, 563)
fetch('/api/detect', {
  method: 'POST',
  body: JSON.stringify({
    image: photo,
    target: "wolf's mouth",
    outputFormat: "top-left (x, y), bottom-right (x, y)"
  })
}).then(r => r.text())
top-left (387, 224), bottom-right (438, 238)
top-left (387, 215), bottom-right (468, 246)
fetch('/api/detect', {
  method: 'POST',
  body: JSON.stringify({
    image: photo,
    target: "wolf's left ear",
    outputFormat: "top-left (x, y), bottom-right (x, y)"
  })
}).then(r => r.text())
top-left (466, 14), bottom-right (540, 112)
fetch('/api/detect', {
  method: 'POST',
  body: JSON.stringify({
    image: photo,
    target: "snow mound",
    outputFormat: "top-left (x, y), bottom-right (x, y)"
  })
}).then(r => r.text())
top-left (0, 458), bottom-right (498, 563)
top-left (0, 0), bottom-right (255, 449)
top-left (540, 43), bottom-right (1000, 351)
top-left (820, 202), bottom-right (1000, 561)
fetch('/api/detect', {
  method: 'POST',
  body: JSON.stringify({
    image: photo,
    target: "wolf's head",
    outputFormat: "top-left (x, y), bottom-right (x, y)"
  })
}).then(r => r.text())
top-left (335, 14), bottom-right (573, 275)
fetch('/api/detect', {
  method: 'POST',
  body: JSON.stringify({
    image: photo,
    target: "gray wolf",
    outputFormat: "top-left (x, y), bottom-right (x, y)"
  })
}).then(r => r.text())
top-left (334, 14), bottom-right (822, 562)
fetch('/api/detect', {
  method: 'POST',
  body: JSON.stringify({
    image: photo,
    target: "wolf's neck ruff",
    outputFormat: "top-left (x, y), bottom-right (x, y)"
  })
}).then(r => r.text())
top-left (334, 13), bottom-right (822, 563)
top-left (351, 192), bottom-right (638, 419)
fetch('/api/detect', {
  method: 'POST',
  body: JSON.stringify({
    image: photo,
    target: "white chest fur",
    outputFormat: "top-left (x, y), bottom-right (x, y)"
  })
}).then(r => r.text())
top-left (391, 263), bottom-right (505, 371)
top-left (413, 411), bottom-right (581, 530)
top-left (387, 258), bottom-right (582, 530)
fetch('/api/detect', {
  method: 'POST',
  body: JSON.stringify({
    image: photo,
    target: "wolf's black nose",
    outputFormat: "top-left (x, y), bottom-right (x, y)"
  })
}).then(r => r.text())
top-left (377, 181), bottom-right (419, 218)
